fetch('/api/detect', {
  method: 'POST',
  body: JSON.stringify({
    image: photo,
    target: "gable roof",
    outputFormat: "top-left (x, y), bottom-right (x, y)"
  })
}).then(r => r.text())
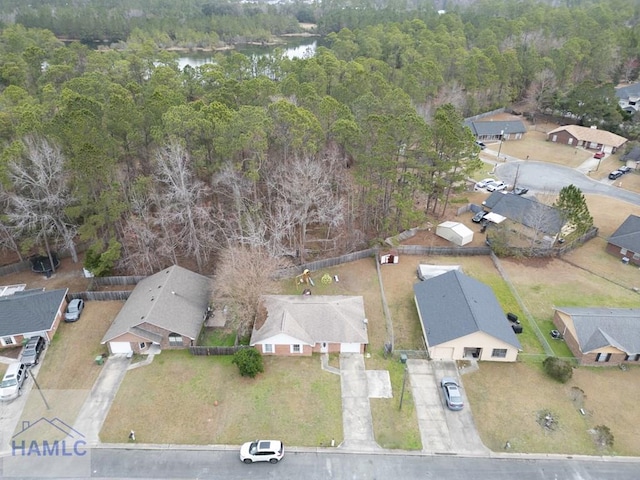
top-left (547, 125), bottom-right (627, 148)
top-left (251, 295), bottom-right (368, 346)
top-left (101, 265), bottom-right (211, 343)
top-left (0, 288), bottom-right (68, 337)
top-left (615, 83), bottom-right (640, 100)
top-left (608, 214), bottom-right (640, 252)
top-left (464, 120), bottom-right (527, 136)
top-left (483, 192), bottom-right (565, 235)
top-left (413, 270), bottom-right (521, 349)
top-left (555, 307), bottom-right (640, 354)
top-left (622, 146), bottom-right (640, 162)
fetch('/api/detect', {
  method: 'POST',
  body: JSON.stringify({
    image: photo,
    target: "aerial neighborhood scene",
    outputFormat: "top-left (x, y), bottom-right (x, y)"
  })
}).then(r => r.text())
top-left (2, 0), bottom-right (640, 477)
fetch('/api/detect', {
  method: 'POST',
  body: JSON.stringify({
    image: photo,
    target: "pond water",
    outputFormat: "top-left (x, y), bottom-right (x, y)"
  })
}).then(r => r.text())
top-left (178, 38), bottom-right (318, 70)
top-left (177, 38), bottom-right (317, 70)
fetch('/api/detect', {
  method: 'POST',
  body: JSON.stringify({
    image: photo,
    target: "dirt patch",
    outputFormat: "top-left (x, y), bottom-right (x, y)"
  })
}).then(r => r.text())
top-left (0, 255), bottom-right (90, 293)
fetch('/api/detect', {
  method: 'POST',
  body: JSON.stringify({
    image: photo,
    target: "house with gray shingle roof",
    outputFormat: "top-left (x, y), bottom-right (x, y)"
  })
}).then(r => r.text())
top-left (464, 120), bottom-right (527, 142)
top-left (546, 124), bottom-right (627, 154)
top-left (553, 307), bottom-right (640, 365)
top-left (250, 295), bottom-right (368, 356)
top-left (101, 265), bottom-right (211, 355)
top-left (607, 214), bottom-right (640, 266)
top-left (0, 288), bottom-right (68, 348)
top-left (615, 83), bottom-right (640, 113)
top-left (483, 191), bottom-right (566, 241)
top-left (413, 270), bottom-right (521, 361)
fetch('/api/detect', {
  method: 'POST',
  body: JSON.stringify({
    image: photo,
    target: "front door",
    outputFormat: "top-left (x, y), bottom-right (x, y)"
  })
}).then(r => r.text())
top-left (321, 342), bottom-right (328, 353)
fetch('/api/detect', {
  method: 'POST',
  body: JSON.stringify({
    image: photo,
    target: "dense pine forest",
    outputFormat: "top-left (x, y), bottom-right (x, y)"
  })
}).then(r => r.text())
top-left (1, 0), bottom-right (640, 277)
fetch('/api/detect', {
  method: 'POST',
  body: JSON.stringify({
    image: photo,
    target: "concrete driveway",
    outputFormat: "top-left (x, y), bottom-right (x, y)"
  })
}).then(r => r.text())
top-left (407, 359), bottom-right (488, 454)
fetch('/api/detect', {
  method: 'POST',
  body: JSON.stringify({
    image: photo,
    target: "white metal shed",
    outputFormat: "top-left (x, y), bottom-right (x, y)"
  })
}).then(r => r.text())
top-left (436, 221), bottom-right (473, 246)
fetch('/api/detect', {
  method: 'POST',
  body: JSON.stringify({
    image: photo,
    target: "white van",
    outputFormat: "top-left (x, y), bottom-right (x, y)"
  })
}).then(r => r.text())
top-left (0, 362), bottom-right (28, 402)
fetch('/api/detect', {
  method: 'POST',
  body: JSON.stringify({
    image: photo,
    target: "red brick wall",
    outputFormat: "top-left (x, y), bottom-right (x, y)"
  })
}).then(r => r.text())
top-left (138, 322), bottom-right (194, 350)
top-left (606, 243), bottom-right (639, 266)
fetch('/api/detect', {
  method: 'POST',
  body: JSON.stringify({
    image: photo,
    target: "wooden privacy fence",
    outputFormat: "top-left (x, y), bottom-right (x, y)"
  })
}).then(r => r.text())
top-left (0, 260), bottom-right (31, 277)
top-left (189, 346), bottom-right (245, 356)
top-left (88, 275), bottom-right (146, 289)
top-left (69, 291), bottom-right (132, 301)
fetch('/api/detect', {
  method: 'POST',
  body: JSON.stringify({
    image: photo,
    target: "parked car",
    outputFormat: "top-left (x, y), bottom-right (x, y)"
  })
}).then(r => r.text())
top-left (472, 211), bottom-right (487, 223)
top-left (594, 151), bottom-right (605, 159)
top-left (608, 170), bottom-right (623, 180)
top-left (475, 141), bottom-right (487, 150)
top-left (619, 165), bottom-right (632, 174)
top-left (474, 178), bottom-right (495, 189)
top-left (440, 377), bottom-right (464, 411)
top-left (64, 298), bottom-right (85, 322)
top-left (513, 186), bottom-right (529, 195)
top-left (240, 440), bottom-right (284, 464)
top-left (21, 336), bottom-right (46, 366)
top-left (486, 181), bottom-right (506, 192)
top-left (0, 362), bottom-right (28, 402)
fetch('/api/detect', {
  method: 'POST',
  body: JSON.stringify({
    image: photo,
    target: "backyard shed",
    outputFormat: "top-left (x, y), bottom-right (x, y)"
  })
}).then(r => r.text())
top-left (436, 221), bottom-right (473, 246)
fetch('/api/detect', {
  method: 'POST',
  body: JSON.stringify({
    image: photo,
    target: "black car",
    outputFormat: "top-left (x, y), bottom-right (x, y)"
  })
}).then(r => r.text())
top-left (472, 211), bottom-right (487, 223)
top-left (21, 336), bottom-right (46, 366)
top-left (609, 170), bottom-right (623, 180)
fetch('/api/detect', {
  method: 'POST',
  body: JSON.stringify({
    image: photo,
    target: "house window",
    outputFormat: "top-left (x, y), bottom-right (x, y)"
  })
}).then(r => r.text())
top-left (595, 353), bottom-right (611, 362)
top-left (139, 342), bottom-right (146, 349)
top-left (263, 344), bottom-right (273, 354)
top-left (491, 349), bottom-right (507, 358)
top-left (634, 354), bottom-right (640, 362)
top-left (620, 248), bottom-right (628, 255)
top-left (291, 344), bottom-right (301, 354)
top-left (1, 336), bottom-right (16, 346)
top-left (168, 333), bottom-right (183, 347)
top-left (633, 253), bottom-right (640, 260)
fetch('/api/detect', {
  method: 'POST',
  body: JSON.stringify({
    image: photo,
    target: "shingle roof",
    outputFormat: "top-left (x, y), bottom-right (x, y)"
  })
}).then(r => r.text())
top-left (483, 192), bottom-right (565, 235)
top-left (101, 265), bottom-right (211, 343)
top-left (615, 83), bottom-right (640, 99)
top-left (251, 295), bottom-right (369, 346)
top-left (608, 214), bottom-right (640, 252)
top-left (555, 307), bottom-right (640, 354)
top-left (465, 120), bottom-right (527, 136)
top-left (413, 270), bottom-right (521, 349)
top-left (622, 146), bottom-right (640, 162)
top-left (0, 288), bottom-right (68, 337)
top-left (547, 125), bottom-right (627, 148)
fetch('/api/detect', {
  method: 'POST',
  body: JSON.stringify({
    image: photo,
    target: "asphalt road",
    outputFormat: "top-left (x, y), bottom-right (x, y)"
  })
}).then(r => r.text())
top-left (495, 159), bottom-right (640, 205)
top-left (3, 447), bottom-right (639, 480)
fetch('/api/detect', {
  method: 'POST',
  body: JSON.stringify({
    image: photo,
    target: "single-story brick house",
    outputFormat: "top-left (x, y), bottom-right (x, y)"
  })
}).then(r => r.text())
top-left (483, 191), bottom-right (567, 243)
top-left (250, 295), bottom-right (369, 356)
top-left (0, 288), bottom-right (68, 348)
top-left (553, 307), bottom-right (640, 365)
top-left (546, 125), bottom-right (627, 153)
top-left (607, 214), bottom-right (640, 266)
top-left (464, 120), bottom-right (527, 142)
top-left (101, 265), bottom-right (211, 355)
top-left (414, 270), bottom-right (521, 361)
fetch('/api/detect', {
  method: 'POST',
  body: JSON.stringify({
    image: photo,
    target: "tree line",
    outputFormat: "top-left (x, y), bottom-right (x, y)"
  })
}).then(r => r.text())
top-left (1, 0), bottom-right (639, 276)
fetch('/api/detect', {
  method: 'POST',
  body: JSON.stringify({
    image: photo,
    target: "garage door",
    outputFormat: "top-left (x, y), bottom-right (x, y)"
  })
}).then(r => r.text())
top-left (109, 342), bottom-right (132, 354)
top-left (340, 343), bottom-right (361, 353)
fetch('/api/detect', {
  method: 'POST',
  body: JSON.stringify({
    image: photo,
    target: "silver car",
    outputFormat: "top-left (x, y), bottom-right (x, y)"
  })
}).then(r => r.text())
top-left (441, 377), bottom-right (464, 411)
top-left (64, 298), bottom-right (85, 322)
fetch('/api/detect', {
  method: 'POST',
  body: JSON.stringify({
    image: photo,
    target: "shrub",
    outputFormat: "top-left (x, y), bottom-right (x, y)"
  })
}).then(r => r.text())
top-left (542, 356), bottom-right (573, 383)
top-left (593, 425), bottom-right (614, 448)
top-left (232, 347), bottom-right (264, 378)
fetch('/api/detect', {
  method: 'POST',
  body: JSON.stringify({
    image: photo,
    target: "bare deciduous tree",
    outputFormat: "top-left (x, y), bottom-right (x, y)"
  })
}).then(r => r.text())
top-left (213, 246), bottom-right (291, 337)
top-left (266, 155), bottom-right (345, 262)
top-left (2, 136), bottom-right (78, 269)
top-left (154, 141), bottom-right (216, 271)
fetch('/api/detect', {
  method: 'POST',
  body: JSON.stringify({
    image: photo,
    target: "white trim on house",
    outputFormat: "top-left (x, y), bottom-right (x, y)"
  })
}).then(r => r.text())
top-left (1, 336), bottom-right (17, 347)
